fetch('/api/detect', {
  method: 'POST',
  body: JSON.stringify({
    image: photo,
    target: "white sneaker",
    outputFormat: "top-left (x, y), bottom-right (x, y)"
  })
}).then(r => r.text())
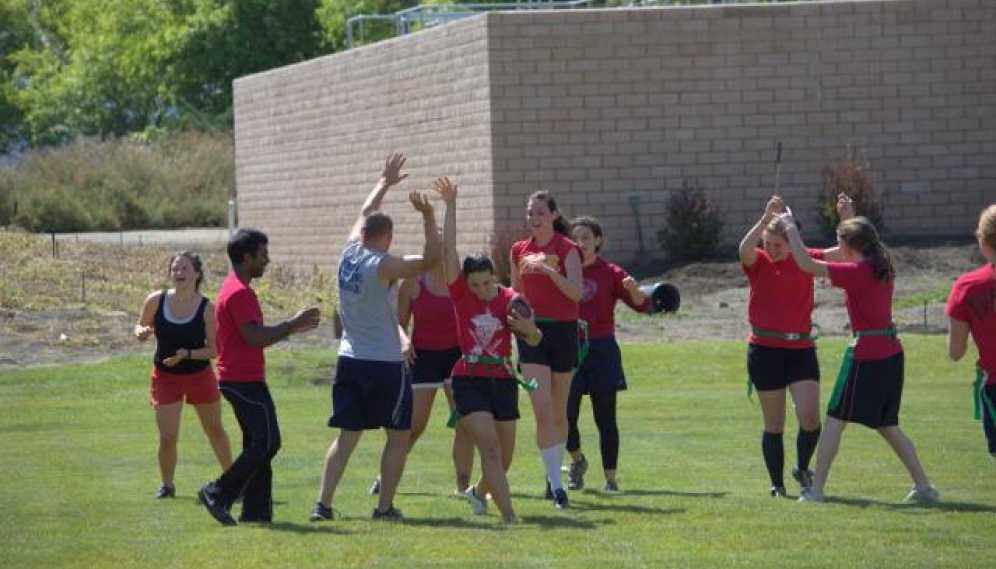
top-left (465, 486), bottom-right (488, 515)
top-left (798, 487), bottom-right (826, 503)
top-left (904, 485), bottom-right (940, 504)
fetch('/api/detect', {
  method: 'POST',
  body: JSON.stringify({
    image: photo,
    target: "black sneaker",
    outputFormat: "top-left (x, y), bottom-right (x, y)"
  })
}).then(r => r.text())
top-left (368, 476), bottom-right (381, 495)
top-left (197, 483), bottom-right (237, 526)
top-left (544, 479), bottom-right (554, 500)
top-left (372, 506), bottom-right (404, 521)
top-left (792, 467), bottom-right (814, 490)
top-left (155, 484), bottom-right (175, 499)
top-left (603, 481), bottom-right (620, 492)
top-left (309, 502), bottom-right (338, 522)
top-left (553, 488), bottom-right (569, 509)
top-left (567, 456), bottom-right (588, 490)
top-left (770, 486), bottom-right (787, 498)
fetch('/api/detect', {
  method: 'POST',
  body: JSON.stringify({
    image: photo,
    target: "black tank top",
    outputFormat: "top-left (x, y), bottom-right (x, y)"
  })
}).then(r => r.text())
top-left (154, 291), bottom-right (210, 374)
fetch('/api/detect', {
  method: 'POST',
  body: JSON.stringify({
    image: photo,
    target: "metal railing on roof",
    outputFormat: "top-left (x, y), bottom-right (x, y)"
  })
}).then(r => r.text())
top-left (345, 0), bottom-right (828, 49)
top-left (346, 0), bottom-right (599, 49)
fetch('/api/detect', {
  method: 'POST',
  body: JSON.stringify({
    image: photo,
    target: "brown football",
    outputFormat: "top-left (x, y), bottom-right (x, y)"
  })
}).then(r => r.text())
top-left (508, 294), bottom-right (533, 319)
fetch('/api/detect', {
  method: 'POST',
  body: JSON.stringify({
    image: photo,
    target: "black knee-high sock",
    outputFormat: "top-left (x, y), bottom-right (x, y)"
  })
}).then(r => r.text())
top-left (797, 427), bottom-right (821, 471)
top-left (762, 431), bottom-right (784, 487)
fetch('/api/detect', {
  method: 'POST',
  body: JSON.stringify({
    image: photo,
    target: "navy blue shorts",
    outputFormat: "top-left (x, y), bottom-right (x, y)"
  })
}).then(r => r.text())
top-left (328, 356), bottom-right (412, 431)
top-left (747, 344), bottom-right (820, 392)
top-left (571, 336), bottom-right (627, 394)
top-left (410, 346), bottom-right (461, 389)
top-left (516, 320), bottom-right (578, 373)
top-left (452, 376), bottom-right (520, 422)
top-left (829, 351), bottom-right (903, 428)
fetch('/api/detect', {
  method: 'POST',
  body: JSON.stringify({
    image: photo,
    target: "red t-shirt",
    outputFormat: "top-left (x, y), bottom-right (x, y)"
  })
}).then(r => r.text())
top-left (447, 273), bottom-right (515, 379)
top-left (411, 276), bottom-right (459, 350)
top-left (580, 257), bottom-right (649, 339)
top-left (215, 272), bottom-right (266, 381)
top-left (511, 232), bottom-right (580, 321)
top-left (946, 263), bottom-right (996, 381)
top-left (827, 260), bottom-right (902, 361)
top-left (743, 248), bottom-right (823, 349)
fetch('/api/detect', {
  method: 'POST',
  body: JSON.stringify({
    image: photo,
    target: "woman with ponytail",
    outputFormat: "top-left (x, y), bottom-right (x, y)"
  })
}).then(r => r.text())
top-left (510, 190), bottom-right (582, 509)
top-left (779, 208), bottom-right (938, 504)
top-left (946, 204), bottom-right (996, 459)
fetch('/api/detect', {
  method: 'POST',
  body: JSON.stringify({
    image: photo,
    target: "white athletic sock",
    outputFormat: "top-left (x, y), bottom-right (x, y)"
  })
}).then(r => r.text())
top-left (542, 445), bottom-right (564, 491)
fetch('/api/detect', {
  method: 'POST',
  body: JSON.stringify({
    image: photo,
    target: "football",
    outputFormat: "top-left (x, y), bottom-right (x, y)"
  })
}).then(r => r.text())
top-left (508, 294), bottom-right (533, 319)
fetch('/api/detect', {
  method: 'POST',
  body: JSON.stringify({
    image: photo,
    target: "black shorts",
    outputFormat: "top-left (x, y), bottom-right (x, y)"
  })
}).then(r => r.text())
top-left (571, 336), bottom-right (627, 394)
top-left (452, 376), bottom-right (520, 422)
top-left (516, 320), bottom-right (578, 373)
top-left (328, 356), bottom-right (412, 431)
top-left (747, 344), bottom-right (821, 392)
top-left (410, 346), bottom-right (461, 389)
top-left (829, 351), bottom-right (904, 428)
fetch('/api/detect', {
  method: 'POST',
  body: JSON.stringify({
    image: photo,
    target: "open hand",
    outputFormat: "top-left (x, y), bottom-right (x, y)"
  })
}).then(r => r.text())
top-left (381, 153), bottom-right (408, 187)
top-left (432, 177), bottom-right (458, 204)
top-left (836, 193), bottom-right (855, 221)
top-left (409, 191), bottom-right (435, 216)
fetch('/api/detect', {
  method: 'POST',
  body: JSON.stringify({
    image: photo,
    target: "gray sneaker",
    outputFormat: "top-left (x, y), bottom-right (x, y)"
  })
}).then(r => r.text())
top-left (567, 456), bottom-right (589, 490)
top-left (465, 486), bottom-right (488, 515)
top-left (797, 487), bottom-right (826, 503)
top-left (904, 485), bottom-right (940, 504)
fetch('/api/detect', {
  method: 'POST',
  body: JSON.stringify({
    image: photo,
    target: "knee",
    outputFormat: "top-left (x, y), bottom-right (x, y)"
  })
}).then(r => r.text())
top-left (158, 430), bottom-right (180, 447)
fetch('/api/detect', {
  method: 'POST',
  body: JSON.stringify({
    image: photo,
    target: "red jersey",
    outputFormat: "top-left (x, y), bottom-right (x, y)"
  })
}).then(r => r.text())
top-left (410, 276), bottom-right (459, 350)
top-left (511, 232), bottom-right (580, 321)
top-left (946, 263), bottom-right (996, 381)
top-left (744, 248), bottom-right (824, 349)
top-left (215, 272), bottom-right (266, 382)
top-left (827, 260), bottom-right (902, 361)
top-left (447, 273), bottom-right (515, 379)
top-left (580, 257), bottom-right (649, 339)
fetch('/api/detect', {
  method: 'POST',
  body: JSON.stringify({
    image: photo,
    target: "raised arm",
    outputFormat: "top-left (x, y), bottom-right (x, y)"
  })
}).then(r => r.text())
top-left (348, 153), bottom-right (408, 242)
top-left (822, 193), bottom-right (855, 262)
top-left (434, 177), bottom-right (461, 285)
top-left (781, 210), bottom-right (830, 278)
top-left (377, 191), bottom-right (442, 281)
top-left (739, 196), bottom-right (785, 267)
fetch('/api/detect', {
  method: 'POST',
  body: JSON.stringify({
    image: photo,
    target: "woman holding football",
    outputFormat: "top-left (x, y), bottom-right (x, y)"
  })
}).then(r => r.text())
top-left (434, 177), bottom-right (541, 523)
top-left (510, 190), bottom-right (583, 509)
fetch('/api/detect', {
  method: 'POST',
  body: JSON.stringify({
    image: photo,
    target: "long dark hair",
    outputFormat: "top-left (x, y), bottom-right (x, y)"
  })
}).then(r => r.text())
top-left (837, 217), bottom-right (894, 282)
top-left (529, 190), bottom-right (571, 237)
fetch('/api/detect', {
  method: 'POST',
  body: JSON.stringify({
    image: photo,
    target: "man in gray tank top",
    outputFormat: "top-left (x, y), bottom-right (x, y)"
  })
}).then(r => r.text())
top-left (310, 153), bottom-right (441, 522)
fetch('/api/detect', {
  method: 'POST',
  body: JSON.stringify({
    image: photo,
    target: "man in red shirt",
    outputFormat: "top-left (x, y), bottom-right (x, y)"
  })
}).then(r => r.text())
top-left (197, 228), bottom-right (320, 526)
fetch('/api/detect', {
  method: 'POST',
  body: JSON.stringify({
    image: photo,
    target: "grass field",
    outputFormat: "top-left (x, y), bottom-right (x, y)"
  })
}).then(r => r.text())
top-left (2, 337), bottom-right (994, 569)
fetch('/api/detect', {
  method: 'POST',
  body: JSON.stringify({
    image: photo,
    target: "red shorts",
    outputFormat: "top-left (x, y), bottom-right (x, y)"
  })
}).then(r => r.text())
top-left (150, 366), bottom-right (221, 406)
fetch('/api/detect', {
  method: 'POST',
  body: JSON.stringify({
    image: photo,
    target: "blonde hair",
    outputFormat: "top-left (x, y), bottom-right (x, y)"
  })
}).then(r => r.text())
top-left (763, 216), bottom-right (789, 239)
top-left (837, 217), bottom-right (894, 282)
top-left (975, 204), bottom-right (996, 250)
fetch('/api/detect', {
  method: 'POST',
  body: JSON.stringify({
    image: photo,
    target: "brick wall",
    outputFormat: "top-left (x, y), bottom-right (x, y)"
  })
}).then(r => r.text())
top-left (234, 0), bottom-right (995, 271)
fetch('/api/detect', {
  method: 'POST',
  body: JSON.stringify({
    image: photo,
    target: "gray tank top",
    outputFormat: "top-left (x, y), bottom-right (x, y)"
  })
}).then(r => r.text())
top-left (337, 240), bottom-right (402, 361)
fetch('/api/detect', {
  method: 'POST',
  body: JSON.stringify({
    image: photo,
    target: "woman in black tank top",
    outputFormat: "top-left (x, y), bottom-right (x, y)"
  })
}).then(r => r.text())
top-left (135, 252), bottom-right (232, 500)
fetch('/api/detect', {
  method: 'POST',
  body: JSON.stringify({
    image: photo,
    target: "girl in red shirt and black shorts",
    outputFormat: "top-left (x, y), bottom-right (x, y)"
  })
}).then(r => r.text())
top-left (783, 212), bottom-right (938, 503)
top-left (510, 191), bottom-right (583, 509)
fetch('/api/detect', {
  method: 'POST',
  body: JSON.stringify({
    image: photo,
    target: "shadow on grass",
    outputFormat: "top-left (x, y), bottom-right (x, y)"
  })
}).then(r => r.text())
top-left (398, 516), bottom-right (503, 530)
top-left (565, 500), bottom-right (686, 517)
top-left (247, 521), bottom-right (351, 535)
top-left (572, 489), bottom-right (728, 499)
top-left (828, 495), bottom-right (996, 514)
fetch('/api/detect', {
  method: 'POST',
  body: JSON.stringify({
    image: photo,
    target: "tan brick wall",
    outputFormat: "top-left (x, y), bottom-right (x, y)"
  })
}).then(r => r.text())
top-left (235, 0), bottom-right (995, 271)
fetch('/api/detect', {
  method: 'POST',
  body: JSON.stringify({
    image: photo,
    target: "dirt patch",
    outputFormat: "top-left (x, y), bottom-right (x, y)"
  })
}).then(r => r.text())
top-left (0, 229), bottom-right (981, 370)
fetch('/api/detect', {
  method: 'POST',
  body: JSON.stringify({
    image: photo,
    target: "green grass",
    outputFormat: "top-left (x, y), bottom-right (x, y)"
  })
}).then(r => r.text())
top-left (2, 337), bottom-right (994, 569)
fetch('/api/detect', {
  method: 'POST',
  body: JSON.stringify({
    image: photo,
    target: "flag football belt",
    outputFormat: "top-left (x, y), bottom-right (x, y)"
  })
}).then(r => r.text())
top-left (534, 317), bottom-right (590, 367)
top-left (445, 354), bottom-right (537, 428)
top-left (827, 325), bottom-right (898, 413)
top-left (746, 323), bottom-right (821, 399)
top-left (973, 366), bottom-right (995, 421)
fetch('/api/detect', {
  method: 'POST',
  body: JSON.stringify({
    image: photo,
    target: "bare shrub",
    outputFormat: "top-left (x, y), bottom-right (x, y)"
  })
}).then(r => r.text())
top-left (816, 147), bottom-right (885, 239)
top-left (656, 180), bottom-right (725, 263)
